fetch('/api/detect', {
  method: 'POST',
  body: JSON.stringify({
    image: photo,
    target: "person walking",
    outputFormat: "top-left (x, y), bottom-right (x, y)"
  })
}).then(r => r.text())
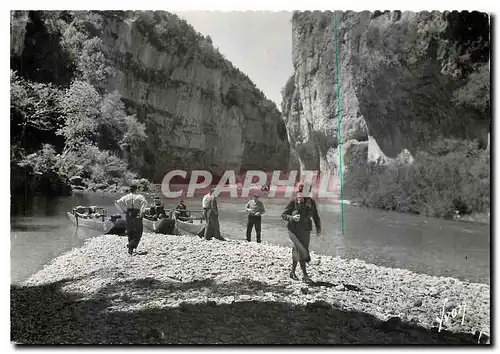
top-left (115, 184), bottom-right (148, 255)
top-left (245, 191), bottom-right (265, 243)
top-left (281, 184), bottom-right (321, 283)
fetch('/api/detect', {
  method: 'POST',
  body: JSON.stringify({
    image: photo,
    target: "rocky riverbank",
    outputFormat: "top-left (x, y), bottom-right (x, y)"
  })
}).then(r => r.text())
top-left (11, 234), bottom-right (490, 344)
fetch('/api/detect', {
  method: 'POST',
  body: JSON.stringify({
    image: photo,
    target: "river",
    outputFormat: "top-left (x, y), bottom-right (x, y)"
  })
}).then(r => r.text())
top-left (10, 192), bottom-right (490, 285)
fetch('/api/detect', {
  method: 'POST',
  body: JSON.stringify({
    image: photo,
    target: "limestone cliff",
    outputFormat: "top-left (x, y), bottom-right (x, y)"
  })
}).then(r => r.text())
top-left (282, 10), bottom-right (490, 174)
top-left (10, 11), bottom-right (29, 57)
top-left (11, 11), bottom-right (290, 182)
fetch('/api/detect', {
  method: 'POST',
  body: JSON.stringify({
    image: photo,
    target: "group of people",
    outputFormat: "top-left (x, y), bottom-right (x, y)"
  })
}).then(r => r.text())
top-left (114, 183), bottom-right (321, 283)
top-left (194, 183), bottom-right (321, 283)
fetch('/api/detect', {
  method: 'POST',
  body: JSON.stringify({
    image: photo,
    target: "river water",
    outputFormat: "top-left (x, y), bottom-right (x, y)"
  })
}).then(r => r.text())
top-left (10, 192), bottom-right (490, 285)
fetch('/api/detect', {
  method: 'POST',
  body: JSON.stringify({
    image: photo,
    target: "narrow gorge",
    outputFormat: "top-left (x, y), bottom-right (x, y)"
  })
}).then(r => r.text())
top-left (10, 10), bottom-right (490, 219)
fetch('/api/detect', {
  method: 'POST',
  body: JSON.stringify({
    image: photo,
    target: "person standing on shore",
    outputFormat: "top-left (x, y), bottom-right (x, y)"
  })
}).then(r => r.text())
top-left (245, 191), bottom-right (265, 243)
top-left (281, 183), bottom-right (321, 283)
top-left (201, 188), bottom-right (225, 241)
top-left (115, 184), bottom-right (148, 255)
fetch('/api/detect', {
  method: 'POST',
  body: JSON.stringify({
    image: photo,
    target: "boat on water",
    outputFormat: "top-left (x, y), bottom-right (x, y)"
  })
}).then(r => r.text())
top-left (173, 209), bottom-right (206, 236)
top-left (67, 206), bottom-right (126, 235)
top-left (142, 208), bottom-right (176, 234)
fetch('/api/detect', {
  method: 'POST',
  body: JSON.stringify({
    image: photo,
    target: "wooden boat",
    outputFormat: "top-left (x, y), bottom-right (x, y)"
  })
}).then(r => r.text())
top-left (67, 206), bottom-right (126, 235)
top-left (143, 208), bottom-right (176, 234)
top-left (173, 209), bottom-right (206, 236)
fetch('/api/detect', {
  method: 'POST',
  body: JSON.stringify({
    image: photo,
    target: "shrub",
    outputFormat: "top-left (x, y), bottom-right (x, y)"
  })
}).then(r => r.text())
top-left (345, 138), bottom-right (490, 218)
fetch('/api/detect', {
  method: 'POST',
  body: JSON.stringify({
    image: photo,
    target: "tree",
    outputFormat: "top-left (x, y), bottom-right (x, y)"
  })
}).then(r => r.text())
top-left (453, 62), bottom-right (490, 116)
top-left (120, 115), bottom-right (147, 170)
top-left (98, 90), bottom-right (128, 151)
top-left (78, 37), bottom-right (108, 87)
top-left (57, 80), bottom-right (101, 152)
top-left (10, 70), bottom-right (65, 151)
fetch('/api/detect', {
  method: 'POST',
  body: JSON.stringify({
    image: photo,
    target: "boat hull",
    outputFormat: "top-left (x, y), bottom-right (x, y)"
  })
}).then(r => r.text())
top-left (174, 218), bottom-right (206, 236)
top-left (143, 217), bottom-right (175, 235)
top-left (67, 212), bottom-right (126, 235)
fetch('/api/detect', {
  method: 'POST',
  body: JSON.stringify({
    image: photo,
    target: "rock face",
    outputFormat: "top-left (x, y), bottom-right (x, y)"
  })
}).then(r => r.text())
top-left (282, 10), bottom-right (490, 173)
top-left (10, 11), bottom-right (29, 57)
top-left (100, 12), bottom-right (290, 180)
top-left (11, 11), bottom-right (290, 182)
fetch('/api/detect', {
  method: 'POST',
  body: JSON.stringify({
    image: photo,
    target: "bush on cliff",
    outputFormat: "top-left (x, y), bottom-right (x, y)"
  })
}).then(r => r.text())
top-left (345, 139), bottom-right (490, 218)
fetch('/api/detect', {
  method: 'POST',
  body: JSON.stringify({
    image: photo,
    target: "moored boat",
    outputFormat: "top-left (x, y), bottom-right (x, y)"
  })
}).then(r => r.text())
top-left (173, 209), bottom-right (206, 236)
top-left (67, 206), bottom-right (126, 235)
top-left (143, 208), bottom-right (176, 235)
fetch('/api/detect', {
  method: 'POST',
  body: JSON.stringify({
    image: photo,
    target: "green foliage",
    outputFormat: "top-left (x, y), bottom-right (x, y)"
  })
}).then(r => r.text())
top-left (59, 12), bottom-right (113, 88)
top-left (453, 62), bottom-right (490, 114)
top-left (98, 90), bottom-right (128, 150)
top-left (78, 37), bottom-right (108, 86)
top-left (58, 146), bottom-right (135, 188)
top-left (55, 80), bottom-right (147, 188)
top-left (424, 18), bottom-right (447, 38)
top-left (121, 117), bottom-right (147, 158)
top-left (10, 70), bottom-right (65, 149)
top-left (12, 68), bottom-right (147, 194)
top-left (70, 11), bottom-right (104, 35)
top-left (345, 139), bottom-right (490, 218)
top-left (18, 144), bottom-right (61, 175)
top-left (58, 80), bottom-right (100, 150)
top-left (14, 143), bottom-right (72, 197)
top-left (60, 23), bottom-right (88, 66)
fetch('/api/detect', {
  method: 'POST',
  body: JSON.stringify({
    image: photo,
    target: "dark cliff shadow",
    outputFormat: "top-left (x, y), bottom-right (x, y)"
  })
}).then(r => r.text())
top-left (11, 276), bottom-right (489, 345)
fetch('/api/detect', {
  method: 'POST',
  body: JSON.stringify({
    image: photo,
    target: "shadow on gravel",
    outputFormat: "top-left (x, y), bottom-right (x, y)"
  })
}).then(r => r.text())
top-left (133, 251), bottom-right (149, 256)
top-left (11, 276), bottom-right (489, 345)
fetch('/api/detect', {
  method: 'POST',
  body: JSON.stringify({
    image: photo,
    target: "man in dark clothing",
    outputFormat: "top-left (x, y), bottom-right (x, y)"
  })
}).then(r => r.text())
top-left (245, 192), bottom-right (266, 243)
top-left (281, 184), bottom-right (321, 283)
top-left (149, 197), bottom-right (166, 219)
top-left (115, 184), bottom-right (148, 255)
top-left (175, 200), bottom-right (190, 221)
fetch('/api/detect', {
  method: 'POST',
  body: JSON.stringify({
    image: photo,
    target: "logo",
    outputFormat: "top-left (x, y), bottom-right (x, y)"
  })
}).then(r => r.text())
top-left (160, 170), bottom-right (340, 200)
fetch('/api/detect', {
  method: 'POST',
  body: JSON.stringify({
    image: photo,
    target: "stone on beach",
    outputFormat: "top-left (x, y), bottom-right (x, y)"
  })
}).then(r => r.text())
top-left (12, 233), bottom-right (490, 344)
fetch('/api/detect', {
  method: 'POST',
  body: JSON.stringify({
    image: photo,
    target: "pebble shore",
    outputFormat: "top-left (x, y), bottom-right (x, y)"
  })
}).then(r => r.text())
top-left (11, 233), bottom-right (490, 344)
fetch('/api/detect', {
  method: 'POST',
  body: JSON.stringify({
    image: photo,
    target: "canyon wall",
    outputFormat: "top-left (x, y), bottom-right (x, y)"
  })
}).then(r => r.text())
top-left (282, 10), bottom-right (490, 174)
top-left (11, 11), bottom-right (290, 182)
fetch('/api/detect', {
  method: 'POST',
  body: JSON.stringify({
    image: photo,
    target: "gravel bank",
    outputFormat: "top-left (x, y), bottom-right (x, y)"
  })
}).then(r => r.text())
top-left (11, 234), bottom-right (490, 344)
